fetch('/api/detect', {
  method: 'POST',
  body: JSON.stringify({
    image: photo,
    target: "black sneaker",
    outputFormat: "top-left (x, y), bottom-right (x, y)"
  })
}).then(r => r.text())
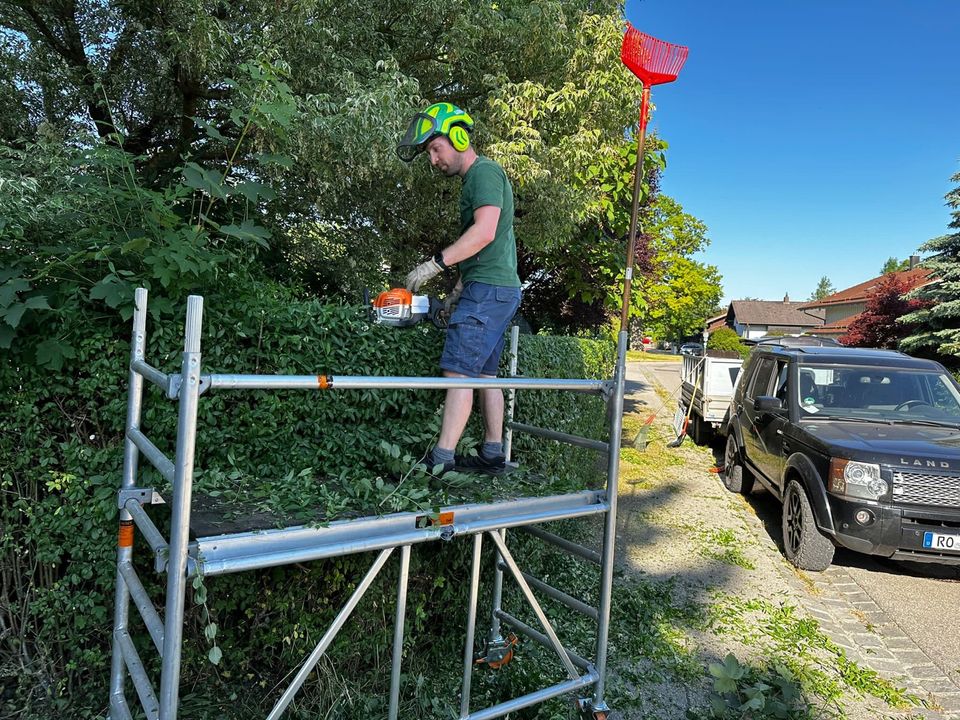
top-left (421, 452), bottom-right (455, 477)
top-left (454, 452), bottom-right (508, 476)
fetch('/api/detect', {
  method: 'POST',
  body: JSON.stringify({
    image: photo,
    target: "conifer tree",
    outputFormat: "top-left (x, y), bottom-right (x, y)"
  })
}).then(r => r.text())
top-left (900, 169), bottom-right (960, 360)
top-left (809, 276), bottom-right (835, 301)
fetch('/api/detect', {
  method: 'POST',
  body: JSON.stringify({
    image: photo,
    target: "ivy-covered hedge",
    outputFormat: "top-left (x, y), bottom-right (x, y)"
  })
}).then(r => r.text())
top-left (1, 277), bottom-right (614, 718)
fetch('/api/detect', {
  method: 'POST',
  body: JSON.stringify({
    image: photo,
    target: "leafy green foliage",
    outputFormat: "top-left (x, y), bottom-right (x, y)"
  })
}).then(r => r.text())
top-left (521, 137), bottom-right (662, 331)
top-left (900, 168), bottom-right (960, 362)
top-left (645, 252), bottom-right (723, 344)
top-left (0, 57), bottom-right (296, 361)
top-left (692, 653), bottom-right (808, 719)
top-left (707, 327), bottom-right (751, 359)
top-left (0, 278), bottom-right (612, 716)
top-left (880, 257), bottom-right (910, 274)
top-left (526, 134), bottom-right (724, 337)
top-left (708, 595), bottom-right (917, 717)
top-left (0, 1), bottom-right (720, 337)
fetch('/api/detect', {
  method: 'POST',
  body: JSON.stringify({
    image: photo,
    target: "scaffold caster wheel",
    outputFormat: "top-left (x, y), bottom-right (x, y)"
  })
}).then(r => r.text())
top-left (575, 698), bottom-right (620, 720)
top-left (474, 633), bottom-right (519, 669)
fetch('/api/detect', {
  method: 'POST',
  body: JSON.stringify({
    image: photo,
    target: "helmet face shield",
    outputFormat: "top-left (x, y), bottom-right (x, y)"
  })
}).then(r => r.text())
top-left (396, 113), bottom-right (439, 162)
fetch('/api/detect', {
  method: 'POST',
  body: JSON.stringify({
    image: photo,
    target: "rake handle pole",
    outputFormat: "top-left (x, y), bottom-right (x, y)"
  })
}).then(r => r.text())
top-left (619, 85), bottom-right (651, 334)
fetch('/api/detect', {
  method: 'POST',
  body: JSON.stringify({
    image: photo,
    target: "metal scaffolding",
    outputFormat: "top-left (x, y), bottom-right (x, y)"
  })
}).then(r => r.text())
top-left (107, 288), bottom-right (627, 720)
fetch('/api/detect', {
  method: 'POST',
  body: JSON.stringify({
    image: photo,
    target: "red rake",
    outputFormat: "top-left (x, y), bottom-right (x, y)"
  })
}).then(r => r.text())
top-left (618, 24), bottom-right (688, 331)
top-left (621, 24), bottom-right (688, 89)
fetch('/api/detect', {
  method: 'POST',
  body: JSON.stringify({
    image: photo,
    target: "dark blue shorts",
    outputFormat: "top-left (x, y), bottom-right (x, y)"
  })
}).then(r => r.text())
top-left (440, 282), bottom-right (522, 377)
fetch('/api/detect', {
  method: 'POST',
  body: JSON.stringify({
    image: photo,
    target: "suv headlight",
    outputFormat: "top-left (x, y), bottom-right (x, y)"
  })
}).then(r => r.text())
top-left (828, 458), bottom-right (888, 500)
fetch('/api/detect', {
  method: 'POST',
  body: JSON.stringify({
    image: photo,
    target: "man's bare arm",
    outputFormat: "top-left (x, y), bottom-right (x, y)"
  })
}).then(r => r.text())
top-left (440, 205), bottom-right (501, 265)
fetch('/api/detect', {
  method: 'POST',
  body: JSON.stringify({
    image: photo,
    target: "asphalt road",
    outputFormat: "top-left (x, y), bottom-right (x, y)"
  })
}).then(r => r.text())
top-left (633, 358), bottom-right (960, 682)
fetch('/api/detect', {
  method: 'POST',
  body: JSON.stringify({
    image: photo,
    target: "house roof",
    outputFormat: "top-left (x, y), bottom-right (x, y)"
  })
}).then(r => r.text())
top-left (707, 315), bottom-right (727, 332)
top-left (704, 313), bottom-right (727, 332)
top-left (799, 268), bottom-right (934, 309)
top-left (726, 301), bottom-right (825, 328)
top-left (807, 319), bottom-right (849, 336)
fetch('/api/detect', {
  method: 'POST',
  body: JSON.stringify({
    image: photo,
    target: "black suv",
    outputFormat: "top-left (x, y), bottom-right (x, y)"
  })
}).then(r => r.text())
top-left (723, 343), bottom-right (960, 571)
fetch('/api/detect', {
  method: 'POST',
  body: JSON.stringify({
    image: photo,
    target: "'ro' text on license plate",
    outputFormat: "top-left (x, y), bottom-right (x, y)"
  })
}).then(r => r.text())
top-left (923, 531), bottom-right (960, 551)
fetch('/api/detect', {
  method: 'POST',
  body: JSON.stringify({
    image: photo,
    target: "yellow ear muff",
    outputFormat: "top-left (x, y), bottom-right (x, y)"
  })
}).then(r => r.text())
top-left (449, 125), bottom-right (470, 152)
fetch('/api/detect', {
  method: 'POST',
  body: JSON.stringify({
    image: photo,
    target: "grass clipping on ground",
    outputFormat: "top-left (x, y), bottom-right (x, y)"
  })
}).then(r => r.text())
top-left (607, 408), bottom-right (921, 719)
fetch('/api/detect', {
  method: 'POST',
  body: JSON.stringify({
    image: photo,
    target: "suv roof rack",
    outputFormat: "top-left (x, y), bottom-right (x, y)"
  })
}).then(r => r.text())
top-left (754, 335), bottom-right (840, 348)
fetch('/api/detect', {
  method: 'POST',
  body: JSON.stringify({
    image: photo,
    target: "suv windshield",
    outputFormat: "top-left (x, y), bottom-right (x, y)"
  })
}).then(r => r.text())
top-left (795, 364), bottom-right (960, 425)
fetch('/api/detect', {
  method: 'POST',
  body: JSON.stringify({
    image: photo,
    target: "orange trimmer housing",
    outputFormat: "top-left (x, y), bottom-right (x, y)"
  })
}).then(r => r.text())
top-left (371, 288), bottom-right (447, 328)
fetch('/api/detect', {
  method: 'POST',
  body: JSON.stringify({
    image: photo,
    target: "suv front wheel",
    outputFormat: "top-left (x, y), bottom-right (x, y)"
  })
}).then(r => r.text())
top-left (782, 480), bottom-right (835, 571)
top-left (722, 433), bottom-right (754, 495)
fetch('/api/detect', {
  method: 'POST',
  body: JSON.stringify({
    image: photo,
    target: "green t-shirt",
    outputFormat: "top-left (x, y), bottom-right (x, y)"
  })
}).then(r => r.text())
top-left (457, 156), bottom-right (521, 287)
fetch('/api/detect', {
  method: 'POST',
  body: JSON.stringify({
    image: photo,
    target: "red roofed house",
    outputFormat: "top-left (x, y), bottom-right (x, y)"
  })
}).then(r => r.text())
top-left (799, 259), bottom-right (935, 338)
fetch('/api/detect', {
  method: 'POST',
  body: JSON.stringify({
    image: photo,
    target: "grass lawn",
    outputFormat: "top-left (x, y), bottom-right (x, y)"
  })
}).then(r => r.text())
top-left (627, 349), bottom-right (683, 362)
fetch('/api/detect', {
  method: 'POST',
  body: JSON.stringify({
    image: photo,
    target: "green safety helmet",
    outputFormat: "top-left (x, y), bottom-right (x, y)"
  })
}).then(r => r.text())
top-left (396, 102), bottom-right (474, 162)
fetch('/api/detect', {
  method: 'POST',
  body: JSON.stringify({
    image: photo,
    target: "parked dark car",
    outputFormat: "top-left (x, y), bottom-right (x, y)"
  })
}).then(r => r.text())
top-left (679, 342), bottom-right (704, 356)
top-left (722, 344), bottom-right (960, 571)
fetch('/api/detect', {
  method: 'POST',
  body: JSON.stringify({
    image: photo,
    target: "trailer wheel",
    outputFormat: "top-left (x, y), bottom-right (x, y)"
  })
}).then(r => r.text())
top-left (722, 433), bottom-right (754, 495)
top-left (690, 413), bottom-right (711, 446)
top-left (688, 413), bottom-right (701, 445)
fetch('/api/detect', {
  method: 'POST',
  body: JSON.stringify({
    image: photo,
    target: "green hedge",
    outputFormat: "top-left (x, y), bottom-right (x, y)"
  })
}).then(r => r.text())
top-left (706, 326), bottom-right (751, 360)
top-left (0, 277), bottom-right (614, 718)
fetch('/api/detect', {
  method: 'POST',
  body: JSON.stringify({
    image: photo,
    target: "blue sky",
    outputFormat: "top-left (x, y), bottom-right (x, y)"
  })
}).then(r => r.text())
top-left (624, 0), bottom-right (959, 305)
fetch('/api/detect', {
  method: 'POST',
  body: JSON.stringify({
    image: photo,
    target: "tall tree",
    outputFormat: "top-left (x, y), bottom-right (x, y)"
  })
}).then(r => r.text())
top-left (809, 276), bottom-right (835, 301)
top-left (2, 1), bottom-right (692, 326)
top-left (880, 256), bottom-right (910, 274)
top-left (644, 256), bottom-right (723, 344)
top-left (901, 168), bottom-right (960, 360)
top-left (840, 274), bottom-right (928, 349)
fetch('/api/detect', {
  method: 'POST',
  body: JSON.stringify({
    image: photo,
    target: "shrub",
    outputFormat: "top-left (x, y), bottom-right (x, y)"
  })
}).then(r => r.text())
top-left (0, 275), bottom-right (614, 718)
top-left (707, 327), bottom-right (750, 359)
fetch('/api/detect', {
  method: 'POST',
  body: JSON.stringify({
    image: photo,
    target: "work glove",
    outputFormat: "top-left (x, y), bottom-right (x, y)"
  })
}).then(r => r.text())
top-left (405, 256), bottom-right (443, 292)
top-left (443, 284), bottom-right (463, 316)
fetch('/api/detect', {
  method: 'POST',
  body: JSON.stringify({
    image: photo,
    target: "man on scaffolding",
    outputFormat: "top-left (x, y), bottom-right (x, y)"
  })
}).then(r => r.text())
top-left (397, 102), bottom-right (522, 476)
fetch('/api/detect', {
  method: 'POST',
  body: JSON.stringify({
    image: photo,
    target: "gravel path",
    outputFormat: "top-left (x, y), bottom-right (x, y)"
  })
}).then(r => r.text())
top-left (606, 360), bottom-right (960, 719)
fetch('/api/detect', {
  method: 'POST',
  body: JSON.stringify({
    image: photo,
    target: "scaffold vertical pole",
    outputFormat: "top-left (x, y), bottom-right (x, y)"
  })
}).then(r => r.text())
top-left (108, 288), bottom-right (149, 719)
top-left (388, 545), bottom-right (411, 720)
top-left (486, 528), bottom-right (506, 645)
top-left (591, 329), bottom-right (628, 710)
top-left (158, 296), bottom-right (204, 720)
top-left (488, 325), bottom-right (520, 648)
top-left (460, 533), bottom-right (484, 718)
top-left (503, 325), bottom-right (520, 463)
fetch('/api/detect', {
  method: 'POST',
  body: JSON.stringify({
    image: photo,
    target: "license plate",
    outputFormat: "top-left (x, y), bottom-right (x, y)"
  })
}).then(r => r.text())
top-left (923, 531), bottom-right (960, 551)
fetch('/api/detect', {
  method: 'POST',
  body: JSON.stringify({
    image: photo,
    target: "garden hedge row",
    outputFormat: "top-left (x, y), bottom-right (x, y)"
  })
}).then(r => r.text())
top-left (1, 277), bottom-right (615, 718)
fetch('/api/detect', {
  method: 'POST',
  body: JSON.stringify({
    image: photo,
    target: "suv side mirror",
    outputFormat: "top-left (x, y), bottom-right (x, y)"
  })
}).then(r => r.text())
top-left (755, 395), bottom-right (784, 413)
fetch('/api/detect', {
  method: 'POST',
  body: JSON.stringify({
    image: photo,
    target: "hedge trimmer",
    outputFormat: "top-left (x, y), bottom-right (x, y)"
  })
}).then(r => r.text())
top-left (367, 288), bottom-right (448, 329)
